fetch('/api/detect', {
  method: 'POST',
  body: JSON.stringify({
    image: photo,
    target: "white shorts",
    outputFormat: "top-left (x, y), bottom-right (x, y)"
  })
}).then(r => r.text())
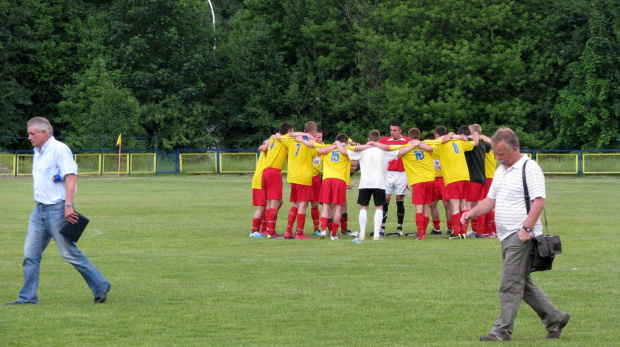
top-left (385, 171), bottom-right (409, 196)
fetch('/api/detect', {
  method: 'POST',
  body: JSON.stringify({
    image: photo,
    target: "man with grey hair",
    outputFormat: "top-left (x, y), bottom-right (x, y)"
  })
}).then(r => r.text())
top-left (461, 127), bottom-right (569, 341)
top-left (5, 117), bottom-right (111, 305)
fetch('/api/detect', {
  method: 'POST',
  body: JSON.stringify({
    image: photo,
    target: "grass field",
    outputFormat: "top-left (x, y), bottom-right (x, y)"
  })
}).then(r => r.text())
top-left (1, 175), bottom-right (619, 346)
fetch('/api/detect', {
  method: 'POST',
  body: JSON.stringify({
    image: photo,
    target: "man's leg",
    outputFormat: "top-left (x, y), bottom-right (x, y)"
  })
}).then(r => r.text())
top-left (381, 194), bottom-right (391, 233)
top-left (522, 265), bottom-right (569, 334)
top-left (396, 196), bottom-right (405, 232)
top-left (16, 207), bottom-right (51, 304)
top-left (47, 205), bottom-right (109, 299)
top-left (358, 207), bottom-right (368, 239)
top-left (489, 233), bottom-right (529, 340)
top-left (429, 201), bottom-right (442, 233)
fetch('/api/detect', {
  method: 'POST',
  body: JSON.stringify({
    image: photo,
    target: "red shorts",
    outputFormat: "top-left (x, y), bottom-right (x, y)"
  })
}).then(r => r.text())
top-left (485, 178), bottom-right (493, 196)
top-left (261, 167), bottom-right (283, 200)
top-left (434, 177), bottom-right (447, 202)
top-left (444, 181), bottom-right (468, 200)
top-left (312, 175), bottom-right (322, 201)
top-left (290, 183), bottom-right (314, 202)
top-left (252, 188), bottom-right (267, 206)
top-left (412, 181), bottom-right (435, 205)
top-left (318, 178), bottom-right (347, 206)
top-left (466, 182), bottom-right (486, 202)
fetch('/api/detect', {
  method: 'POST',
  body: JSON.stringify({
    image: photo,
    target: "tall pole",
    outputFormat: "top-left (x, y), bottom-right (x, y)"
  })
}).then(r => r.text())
top-left (207, 0), bottom-right (216, 49)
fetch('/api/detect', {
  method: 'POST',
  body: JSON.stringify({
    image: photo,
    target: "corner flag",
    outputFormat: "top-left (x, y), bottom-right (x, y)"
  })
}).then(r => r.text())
top-left (116, 134), bottom-right (122, 147)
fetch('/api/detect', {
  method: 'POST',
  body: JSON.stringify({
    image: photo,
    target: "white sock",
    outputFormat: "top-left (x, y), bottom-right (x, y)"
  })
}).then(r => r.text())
top-left (359, 209), bottom-right (367, 239)
top-left (374, 210), bottom-right (383, 238)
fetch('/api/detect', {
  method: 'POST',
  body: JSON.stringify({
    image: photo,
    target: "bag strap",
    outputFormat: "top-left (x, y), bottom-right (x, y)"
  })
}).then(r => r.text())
top-left (523, 159), bottom-right (551, 236)
top-left (522, 160), bottom-right (530, 214)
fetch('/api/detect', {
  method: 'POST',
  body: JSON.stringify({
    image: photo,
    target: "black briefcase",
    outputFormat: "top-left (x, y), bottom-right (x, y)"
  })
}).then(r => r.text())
top-left (59, 213), bottom-right (90, 243)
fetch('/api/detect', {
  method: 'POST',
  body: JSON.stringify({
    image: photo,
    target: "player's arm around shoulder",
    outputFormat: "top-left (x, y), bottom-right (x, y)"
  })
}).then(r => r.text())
top-left (317, 143), bottom-right (336, 155)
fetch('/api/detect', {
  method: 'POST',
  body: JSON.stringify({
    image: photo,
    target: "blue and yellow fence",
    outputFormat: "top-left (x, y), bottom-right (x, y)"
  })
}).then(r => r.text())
top-left (0, 149), bottom-right (618, 177)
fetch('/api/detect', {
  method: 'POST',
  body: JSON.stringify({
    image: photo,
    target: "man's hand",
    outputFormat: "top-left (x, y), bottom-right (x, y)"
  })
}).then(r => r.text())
top-left (460, 210), bottom-right (472, 225)
top-left (65, 206), bottom-right (78, 224)
top-left (518, 228), bottom-right (532, 243)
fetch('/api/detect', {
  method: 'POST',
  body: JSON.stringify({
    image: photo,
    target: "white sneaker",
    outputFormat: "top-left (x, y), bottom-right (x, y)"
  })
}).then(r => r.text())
top-left (330, 236), bottom-right (339, 241)
top-left (373, 236), bottom-right (384, 241)
top-left (319, 230), bottom-right (327, 239)
top-left (349, 231), bottom-right (359, 238)
top-left (465, 229), bottom-right (475, 238)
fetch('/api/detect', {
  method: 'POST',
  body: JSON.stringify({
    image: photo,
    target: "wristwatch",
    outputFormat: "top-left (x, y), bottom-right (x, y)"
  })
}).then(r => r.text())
top-left (522, 225), bottom-right (533, 233)
top-left (64, 203), bottom-right (73, 208)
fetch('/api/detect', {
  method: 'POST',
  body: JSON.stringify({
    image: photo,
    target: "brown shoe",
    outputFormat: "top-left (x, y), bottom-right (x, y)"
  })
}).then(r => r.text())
top-left (480, 334), bottom-right (509, 341)
top-left (547, 313), bottom-right (570, 339)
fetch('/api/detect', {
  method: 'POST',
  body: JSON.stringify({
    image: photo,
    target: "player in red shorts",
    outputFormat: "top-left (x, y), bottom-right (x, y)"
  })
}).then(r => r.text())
top-left (310, 129), bottom-right (324, 236)
top-left (433, 128), bottom-right (476, 239)
top-left (281, 121), bottom-right (320, 239)
top-left (391, 128), bottom-right (434, 239)
top-left (316, 133), bottom-right (353, 240)
top-left (261, 123), bottom-right (294, 238)
top-left (250, 138), bottom-right (275, 238)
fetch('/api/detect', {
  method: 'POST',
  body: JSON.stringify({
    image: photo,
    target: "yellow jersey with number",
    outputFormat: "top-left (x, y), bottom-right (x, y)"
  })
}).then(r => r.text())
top-left (321, 145), bottom-right (354, 185)
top-left (282, 137), bottom-right (317, 186)
top-left (433, 139), bottom-right (474, 186)
top-left (400, 146), bottom-right (435, 185)
top-left (264, 134), bottom-right (291, 170)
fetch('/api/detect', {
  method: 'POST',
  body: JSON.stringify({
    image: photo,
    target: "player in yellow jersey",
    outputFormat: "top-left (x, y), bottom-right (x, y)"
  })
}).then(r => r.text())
top-left (470, 124), bottom-right (497, 237)
top-left (250, 138), bottom-right (272, 238)
top-left (310, 129), bottom-right (324, 236)
top-left (433, 128), bottom-right (475, 239)
top-left (426, 128), bottom-right (451, 235)
top-left (316, 133), bottom-right (353, 240)
top-left (397, 128), bottom-right (435, 240)
top-left (261, 122), bottom-right (293, 238)
top-left (280, 121), bottom-right (319, 239)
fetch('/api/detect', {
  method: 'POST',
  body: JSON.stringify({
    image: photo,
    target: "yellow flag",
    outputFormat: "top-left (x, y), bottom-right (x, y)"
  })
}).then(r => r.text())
top-left (116, 134), bottom-right (122, 147)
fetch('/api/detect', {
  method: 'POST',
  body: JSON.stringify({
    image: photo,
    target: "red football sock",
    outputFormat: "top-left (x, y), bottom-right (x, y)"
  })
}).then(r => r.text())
top-left (433, 219), bottom-right (441, 230)
top-left (296, 214), bottom-right (306, 235)
top-left (476, 214), bottom-right (486, 235)
top-left (320, 217), bottom-right (328, 231)
top-left (485, 210), bottom-right (496, 234)
top-left (447, 219), bottom-right (453, 232)
top-left (311, 207), bottom-right (320, 231)
top-left (260, 216), bottom-right (267, 234)
top-left (416, 213), bottom-right (425, 237)
top-left (286, 207), bottom-right (298, 234)
top-left (451, 213), bottom-right (461, 235)
top-left (460, 210), bottom-right (470, 233)
top-left (471, 217), bottom-right (478, 233)
top-left (252, 218), bottom-right (261, 233)
top-left (341, 216), bottom-right (348, 232)
top-left (330, 223), bottom-right (340, 237)
top-left (266, 208), bottom-right (278, 236)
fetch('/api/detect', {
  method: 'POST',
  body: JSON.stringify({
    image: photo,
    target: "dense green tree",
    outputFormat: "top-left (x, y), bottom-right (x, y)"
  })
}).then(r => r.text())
top-left (57, 58), bottom-right (145, 149)
top-left (554, 0), bottom-right (620, 149)
top-left (2, 0), bottom-right (619, 150)
top-left (0, 0), bottom-right (84, 144)
top-left (106, 0), bottom-right (218, 150)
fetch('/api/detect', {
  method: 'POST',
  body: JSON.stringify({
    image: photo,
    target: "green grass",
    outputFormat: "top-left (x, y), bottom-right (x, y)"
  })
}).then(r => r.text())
top-left (0, 175), bottom-right (618, 346)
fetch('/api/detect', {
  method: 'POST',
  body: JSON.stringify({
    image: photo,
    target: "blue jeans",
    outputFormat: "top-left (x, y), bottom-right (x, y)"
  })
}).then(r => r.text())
top-left (17, 203), bottom-right (109, 303)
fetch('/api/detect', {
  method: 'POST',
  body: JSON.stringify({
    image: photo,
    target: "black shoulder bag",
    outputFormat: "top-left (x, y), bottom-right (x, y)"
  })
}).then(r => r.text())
top-left (523, 161), bottom-right (562, 272)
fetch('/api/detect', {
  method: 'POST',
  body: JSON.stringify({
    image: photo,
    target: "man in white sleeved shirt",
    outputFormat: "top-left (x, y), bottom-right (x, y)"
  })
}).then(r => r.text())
top-left (461, 128), bottom-right (569, 341)
top-left (5, 117), bottom-right (111, 306)
top-left (347, 130), bottom-right (398, 240)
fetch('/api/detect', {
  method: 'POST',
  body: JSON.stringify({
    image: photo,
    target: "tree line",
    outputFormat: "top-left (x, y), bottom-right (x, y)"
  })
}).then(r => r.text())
top-left (1, 0), bottom-right (619, 151)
